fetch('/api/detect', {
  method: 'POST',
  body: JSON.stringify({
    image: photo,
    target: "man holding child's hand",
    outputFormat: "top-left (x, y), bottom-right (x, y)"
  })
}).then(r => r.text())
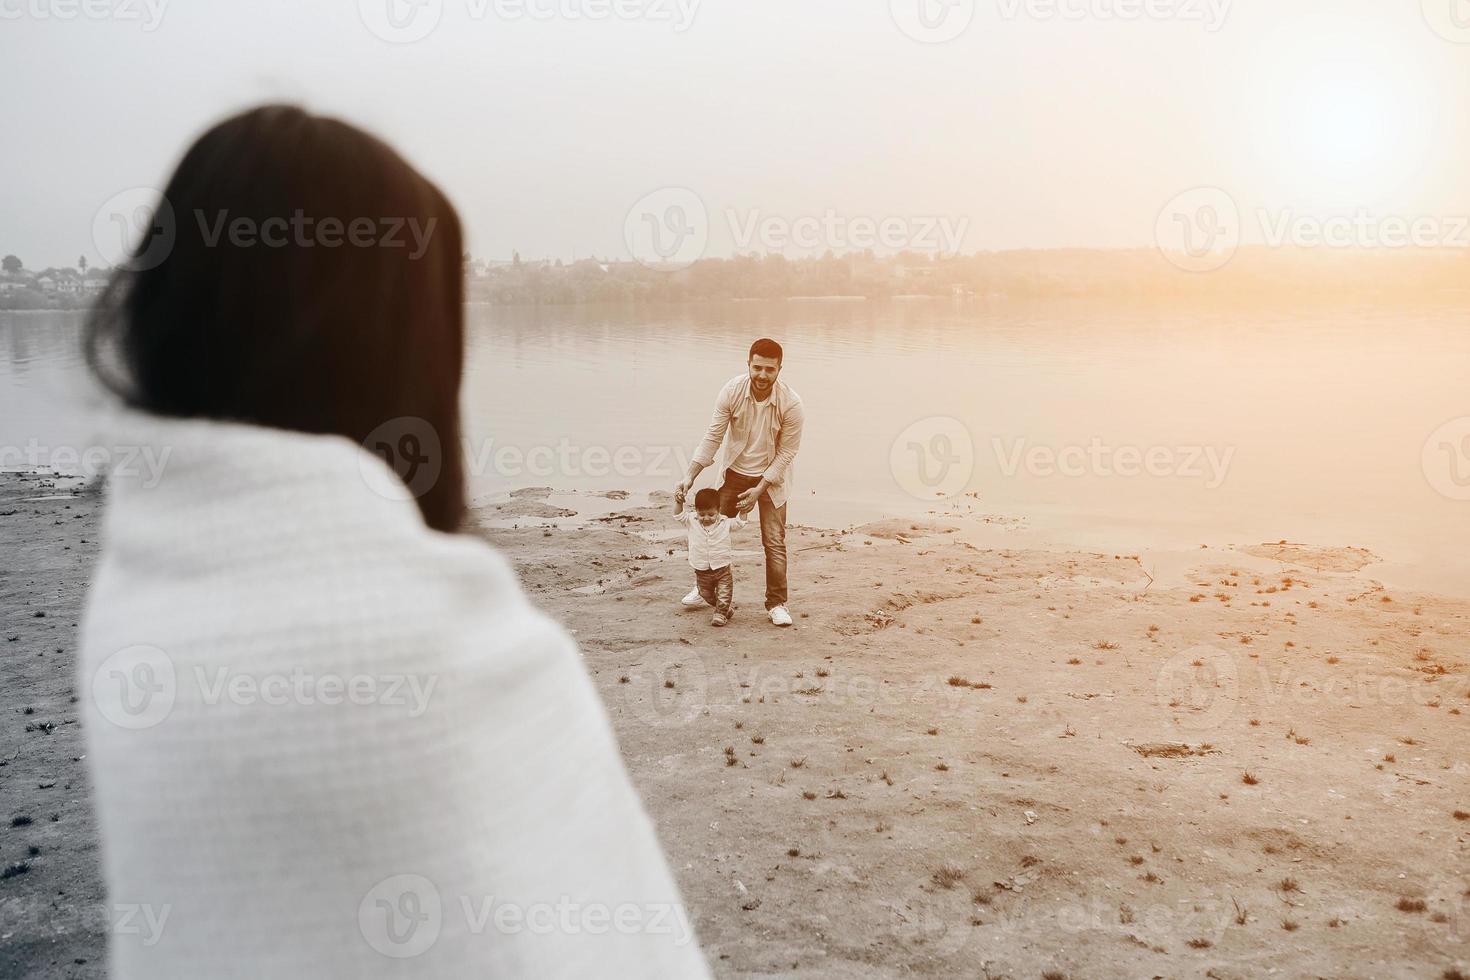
top-left (675, 338), bottom-right (804, 627)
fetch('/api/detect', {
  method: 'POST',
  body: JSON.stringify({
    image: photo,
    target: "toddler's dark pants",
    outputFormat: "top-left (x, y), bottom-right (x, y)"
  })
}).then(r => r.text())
top-left (694, 564), bottom-right (734, 617)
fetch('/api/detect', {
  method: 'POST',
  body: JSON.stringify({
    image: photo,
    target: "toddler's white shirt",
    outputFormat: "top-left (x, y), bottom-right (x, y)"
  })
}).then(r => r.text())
top-left (675, 510), bottom-right (748, 570)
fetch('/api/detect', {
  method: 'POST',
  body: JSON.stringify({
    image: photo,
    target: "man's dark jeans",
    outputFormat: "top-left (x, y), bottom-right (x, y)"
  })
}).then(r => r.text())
top-left (718, 468), bottom-right (787, 610)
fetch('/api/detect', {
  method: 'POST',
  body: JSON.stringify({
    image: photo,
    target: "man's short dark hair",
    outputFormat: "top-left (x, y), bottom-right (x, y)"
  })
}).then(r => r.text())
top-left (749, 338), bottom-right (783, 363)
top-left (694, 488), bottom-right (720, 511)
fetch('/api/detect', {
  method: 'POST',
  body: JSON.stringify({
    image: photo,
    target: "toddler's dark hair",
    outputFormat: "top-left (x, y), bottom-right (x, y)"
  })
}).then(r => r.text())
top-left (694, 488), bottom-right (721, 511)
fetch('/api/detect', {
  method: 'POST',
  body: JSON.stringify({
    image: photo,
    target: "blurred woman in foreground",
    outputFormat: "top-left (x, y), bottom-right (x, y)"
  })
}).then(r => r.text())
top-left (80, 104), bottom-right (707, 978)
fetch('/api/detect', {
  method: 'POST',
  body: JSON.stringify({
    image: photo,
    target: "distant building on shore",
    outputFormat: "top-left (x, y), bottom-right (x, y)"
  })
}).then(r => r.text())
top-left (0, 264), bottom-right (110, 305)
top-left (26, 270), bottom-right (105, 293)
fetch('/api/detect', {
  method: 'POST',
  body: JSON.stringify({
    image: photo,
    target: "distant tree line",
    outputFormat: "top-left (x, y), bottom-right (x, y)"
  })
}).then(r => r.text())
top-left (465, 249), bottom-right (1470, 306)
top-left (5, 247), bottom-right (1469, 312)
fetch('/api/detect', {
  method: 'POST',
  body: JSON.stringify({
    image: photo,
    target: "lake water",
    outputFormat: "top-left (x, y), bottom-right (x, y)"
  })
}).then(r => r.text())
top-left (4, 301), bottom-right (1469, 596)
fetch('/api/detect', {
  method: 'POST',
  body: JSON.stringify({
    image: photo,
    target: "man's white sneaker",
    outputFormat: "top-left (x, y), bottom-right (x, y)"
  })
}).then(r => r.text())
top-left (681, 587), bottom-right (709, 608)
top-left (769, 605), bottom-right (793, 627)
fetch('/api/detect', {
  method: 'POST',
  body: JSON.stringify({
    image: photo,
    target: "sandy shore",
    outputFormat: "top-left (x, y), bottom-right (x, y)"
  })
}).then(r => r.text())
top-left (0, 472), bottom-right (104, 979)
top-left (3, 473), bottom-right (1468, 978)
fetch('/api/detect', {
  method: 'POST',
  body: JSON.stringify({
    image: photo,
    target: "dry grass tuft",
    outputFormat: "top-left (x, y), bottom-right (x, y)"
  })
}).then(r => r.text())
top-left (931, 865), bottom-right (965, 889)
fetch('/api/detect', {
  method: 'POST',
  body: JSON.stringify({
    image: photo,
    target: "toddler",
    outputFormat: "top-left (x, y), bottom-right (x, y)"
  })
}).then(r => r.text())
top-left (674, 486), bottom-right (752, 626)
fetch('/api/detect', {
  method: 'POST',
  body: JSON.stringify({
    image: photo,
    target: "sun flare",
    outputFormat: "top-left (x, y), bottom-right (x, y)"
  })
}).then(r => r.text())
top-left (1257, 31), bottom-right (1437, 202)
top-left (1283, 76), bottom-right (1418, 198)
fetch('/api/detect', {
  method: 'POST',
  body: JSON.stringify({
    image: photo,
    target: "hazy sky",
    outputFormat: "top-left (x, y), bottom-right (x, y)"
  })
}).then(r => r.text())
top-left (5, 0), bottom-right (1470, 269)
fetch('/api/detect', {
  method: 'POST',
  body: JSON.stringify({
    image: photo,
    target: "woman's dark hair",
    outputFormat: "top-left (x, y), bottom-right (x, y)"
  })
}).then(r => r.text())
top-left (87, 104), bottom-right (467, 532)
top-left (749, 338), bottom-right (782, 363)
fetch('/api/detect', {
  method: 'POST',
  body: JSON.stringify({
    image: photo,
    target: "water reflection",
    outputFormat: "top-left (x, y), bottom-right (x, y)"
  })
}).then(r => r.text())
top-left (4, 302), bottom-right (1468, 594)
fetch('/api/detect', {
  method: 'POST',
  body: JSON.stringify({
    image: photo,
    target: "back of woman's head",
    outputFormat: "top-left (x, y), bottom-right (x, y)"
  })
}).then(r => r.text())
top-left (88, 104), bottom-right (466, 532)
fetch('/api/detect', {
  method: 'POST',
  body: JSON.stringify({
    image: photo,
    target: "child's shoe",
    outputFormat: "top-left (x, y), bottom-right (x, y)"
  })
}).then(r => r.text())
top-left (711, 612), bottom-right (729, 627)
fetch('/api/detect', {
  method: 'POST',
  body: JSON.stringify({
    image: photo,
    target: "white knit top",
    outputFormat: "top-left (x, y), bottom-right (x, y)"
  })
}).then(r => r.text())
top-left (79, 413), bottom-right (709, 979)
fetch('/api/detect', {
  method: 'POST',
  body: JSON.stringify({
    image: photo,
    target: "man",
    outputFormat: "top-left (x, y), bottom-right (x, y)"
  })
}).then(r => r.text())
top-left (676, 338), bottom-right (804, 627)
